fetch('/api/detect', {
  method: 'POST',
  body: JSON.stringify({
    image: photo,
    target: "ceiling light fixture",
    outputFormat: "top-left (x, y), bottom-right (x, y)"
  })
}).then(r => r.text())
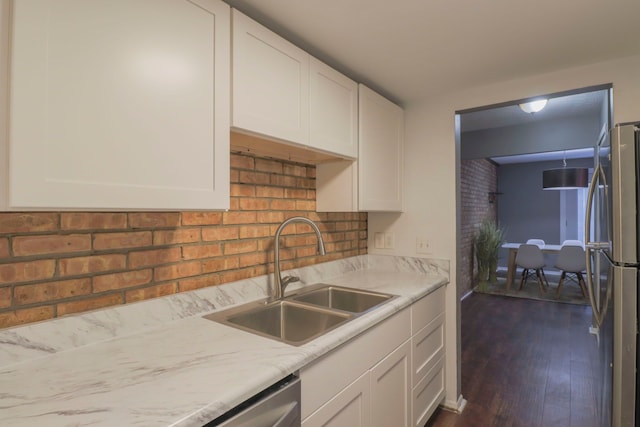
top-left (542, 151), bottom-right (589, 190)
top-left (519, 99), bottom-right (548, 114)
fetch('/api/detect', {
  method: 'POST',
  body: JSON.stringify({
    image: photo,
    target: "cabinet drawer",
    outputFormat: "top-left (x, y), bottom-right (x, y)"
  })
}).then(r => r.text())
top-left (412, 312), bottom-right (445, 385)
top-left (301, 308), bottom-right (411, 419)
top-left (411, 286), bottom-right (444, 334)
top-left (411, 356), bottom-right (445, 427)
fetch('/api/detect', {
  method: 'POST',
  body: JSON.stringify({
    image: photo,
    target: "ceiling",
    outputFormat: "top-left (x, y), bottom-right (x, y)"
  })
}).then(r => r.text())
top-left (462, 89), bottom-right (607, 164)
top-left (460, 90), bottom-right (607, 132)
top-left (223, 0), bottom-right (640, 106)
top-left (463, 90), bottom-right (605, 164)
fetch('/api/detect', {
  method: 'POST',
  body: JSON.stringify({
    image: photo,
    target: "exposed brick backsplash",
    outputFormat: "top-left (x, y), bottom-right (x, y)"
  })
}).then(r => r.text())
top-left (0, 153), bottom-right (368, 329)
top-left (460, 159), bottom-right (498, 296)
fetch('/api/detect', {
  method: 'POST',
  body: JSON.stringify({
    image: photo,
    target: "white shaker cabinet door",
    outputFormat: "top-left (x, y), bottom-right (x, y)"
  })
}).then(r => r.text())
top-left (358, 84), bottom-right (404, 212)
top-left (232, 9), bottom-right (309, 147)
top-left (370, 340), bottom-right (412, 427)
top-left (7, 0), bottom-right (230, 210)
top-left (309, 57), bottom-right (358, 159)
top-left (302, 371), bottom-right (371, 427)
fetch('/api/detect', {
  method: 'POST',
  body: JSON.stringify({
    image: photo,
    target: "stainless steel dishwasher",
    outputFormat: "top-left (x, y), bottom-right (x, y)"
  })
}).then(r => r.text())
top-left (205, 374), bottom-right (301, 427)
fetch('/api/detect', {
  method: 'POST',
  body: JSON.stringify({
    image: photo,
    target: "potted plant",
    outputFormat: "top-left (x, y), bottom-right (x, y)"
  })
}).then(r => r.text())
top-left (474, 218), bottom-right (505, 291)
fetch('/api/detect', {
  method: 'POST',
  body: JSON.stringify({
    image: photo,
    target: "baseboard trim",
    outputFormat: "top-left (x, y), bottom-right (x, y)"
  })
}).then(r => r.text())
top-left (460, 289), bottom-right (474, 301)
top-left (441, 395), bottom-right (467, 413)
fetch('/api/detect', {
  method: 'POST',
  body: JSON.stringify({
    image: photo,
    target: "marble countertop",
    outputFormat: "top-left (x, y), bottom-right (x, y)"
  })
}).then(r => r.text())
top-left (0, 255), bottom-right (448, 427)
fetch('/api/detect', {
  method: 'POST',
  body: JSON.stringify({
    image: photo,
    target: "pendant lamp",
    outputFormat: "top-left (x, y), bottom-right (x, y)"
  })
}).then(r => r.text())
top-left (542, 152), bottom-right (588, 190)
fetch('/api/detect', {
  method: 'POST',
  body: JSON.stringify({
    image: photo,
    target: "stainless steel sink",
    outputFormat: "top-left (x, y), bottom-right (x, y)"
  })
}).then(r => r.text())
top-left (290, 284), bottom-right (395, 313)
top-left (203, 284), bottom-right (396, 346)
top-left (204, 300), bottom-right (352, 346)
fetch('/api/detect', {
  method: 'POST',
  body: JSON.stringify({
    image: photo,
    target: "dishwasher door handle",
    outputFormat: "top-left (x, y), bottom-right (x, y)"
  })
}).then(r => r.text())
top-left (272, 402), bottom-right (299, 427)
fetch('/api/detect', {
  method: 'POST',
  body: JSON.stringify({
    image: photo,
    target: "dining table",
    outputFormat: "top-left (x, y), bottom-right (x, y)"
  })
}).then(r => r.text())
top-left (502, 243), bottom-right (563, 290)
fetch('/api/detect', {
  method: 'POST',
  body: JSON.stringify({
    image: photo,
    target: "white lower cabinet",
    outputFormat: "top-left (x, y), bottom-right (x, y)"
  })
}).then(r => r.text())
top-left (410, 287), bottom-right (446, 427)
top-left (303, 371), bottom-right (371, 427)
top-left (412, 356), bottom-right (445, 427)
top-left (370, 340), bottom-right (412, 427)
top-left (301, 287), bottom-right (446, 427)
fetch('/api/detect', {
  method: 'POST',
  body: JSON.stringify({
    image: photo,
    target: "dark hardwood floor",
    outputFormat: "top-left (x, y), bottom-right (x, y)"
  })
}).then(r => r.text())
top-left (426, 293), bottom-right (599, 427)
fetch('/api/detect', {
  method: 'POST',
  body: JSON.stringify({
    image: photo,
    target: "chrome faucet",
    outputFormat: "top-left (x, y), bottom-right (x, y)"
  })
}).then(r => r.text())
top-left (273, 216), bottom-right (326, 300)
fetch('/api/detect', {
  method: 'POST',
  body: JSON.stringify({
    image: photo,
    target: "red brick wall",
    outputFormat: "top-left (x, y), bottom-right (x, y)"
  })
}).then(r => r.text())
top-left (460, 159), bottom-right (497, 296)
top-left (0, 153), bottom-right (367, 328)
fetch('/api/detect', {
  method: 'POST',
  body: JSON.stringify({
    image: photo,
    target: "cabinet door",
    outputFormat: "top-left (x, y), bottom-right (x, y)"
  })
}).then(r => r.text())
top-left (300, 308), bottom-right (410, 419)
top-left (303, 371), bottom-right (371, 427)
top-left (370, 340), bottom-right (411, 427)
top-left (7, 0), bottom-right (230, 210)
top-left (358, 84), bottom-right (404, 212)
top-left (309, 57), bottom-right (358, 159)
top-left (232, 9), bottom-right (309, 146)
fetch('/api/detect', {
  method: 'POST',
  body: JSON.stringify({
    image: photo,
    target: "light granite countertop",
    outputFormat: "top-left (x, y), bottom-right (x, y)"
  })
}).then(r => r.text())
top-left (0, 255), bottom-right (448, 427)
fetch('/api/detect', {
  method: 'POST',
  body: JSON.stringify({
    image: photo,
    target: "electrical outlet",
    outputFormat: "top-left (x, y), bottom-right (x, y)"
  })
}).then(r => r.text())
top-left (384, 232), bottom-right (395, 249)
top-left (374, 232), bottom-right (385, 249)
top-left (416, 237), bottom-right (431, 254)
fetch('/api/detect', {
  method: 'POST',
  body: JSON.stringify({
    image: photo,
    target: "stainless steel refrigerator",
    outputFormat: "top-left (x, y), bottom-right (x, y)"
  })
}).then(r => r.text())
top-left (586, 121), bottom-right (640, 427)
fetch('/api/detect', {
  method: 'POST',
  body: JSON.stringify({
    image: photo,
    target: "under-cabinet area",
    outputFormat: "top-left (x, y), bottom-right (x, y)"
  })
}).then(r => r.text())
top-left (0, 255), bottom-right (449, 426)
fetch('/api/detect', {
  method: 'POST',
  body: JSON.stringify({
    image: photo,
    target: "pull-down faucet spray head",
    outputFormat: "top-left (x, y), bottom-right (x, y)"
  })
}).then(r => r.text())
top-left (273, 217), bottom-right (326, 300)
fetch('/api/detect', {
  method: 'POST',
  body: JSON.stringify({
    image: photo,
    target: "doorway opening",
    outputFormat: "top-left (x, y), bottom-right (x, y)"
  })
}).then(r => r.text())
top-left (457, 84), bottom-right (612, 298)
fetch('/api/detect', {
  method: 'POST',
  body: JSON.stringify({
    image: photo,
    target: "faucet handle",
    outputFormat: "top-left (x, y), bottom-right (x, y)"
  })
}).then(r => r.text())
top-left (280, 275), bottom-right (300, 296)
top-left (282, 275), bottom-right (300, 287)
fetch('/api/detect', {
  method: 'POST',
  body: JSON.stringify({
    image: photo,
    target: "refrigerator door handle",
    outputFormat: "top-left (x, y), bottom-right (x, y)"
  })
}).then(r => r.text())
top-left (585, 164), bottom-right (612, 326)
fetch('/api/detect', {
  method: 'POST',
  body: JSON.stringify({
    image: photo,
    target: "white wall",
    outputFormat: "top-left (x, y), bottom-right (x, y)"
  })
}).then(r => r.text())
top-left (368, 54), bottom-right (640, 410)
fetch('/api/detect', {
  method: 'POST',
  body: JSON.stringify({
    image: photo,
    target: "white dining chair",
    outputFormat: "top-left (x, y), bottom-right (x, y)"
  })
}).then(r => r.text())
top-left (526, 238), bottom-right (545, 248)
top-left (516, 244), bottom-right (548, 293)
top-left (561, 239), bottom-right (584, 248)
top-left (554, 244), bottom-right (587, 297)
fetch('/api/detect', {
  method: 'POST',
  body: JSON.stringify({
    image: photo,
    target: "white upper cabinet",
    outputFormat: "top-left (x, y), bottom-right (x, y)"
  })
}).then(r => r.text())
top-left (231, 9), bottom-right (357, 159)
top-left (358, 84), bottom-right (404, 212)
top-left (3, 0), bottom-right (230, 210)
top-left (309, 57), bottom-right (358, 159)
top-left (232, 9), bottom-right (309, 147)
top-left (316, 85), bottom-right (404, 212)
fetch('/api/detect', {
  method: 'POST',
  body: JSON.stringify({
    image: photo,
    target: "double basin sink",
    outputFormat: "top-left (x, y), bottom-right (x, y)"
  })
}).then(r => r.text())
top-left (204, 284), bottom-right (396, 346)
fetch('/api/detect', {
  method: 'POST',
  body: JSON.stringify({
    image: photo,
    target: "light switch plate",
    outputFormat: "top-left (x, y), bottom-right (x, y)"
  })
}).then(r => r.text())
top-left (416, 237), bottom-right (431, 254)
top-left (374, 232), bottom-right (385, 249)
top-left (384, 232), bottom-right (395, 249)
